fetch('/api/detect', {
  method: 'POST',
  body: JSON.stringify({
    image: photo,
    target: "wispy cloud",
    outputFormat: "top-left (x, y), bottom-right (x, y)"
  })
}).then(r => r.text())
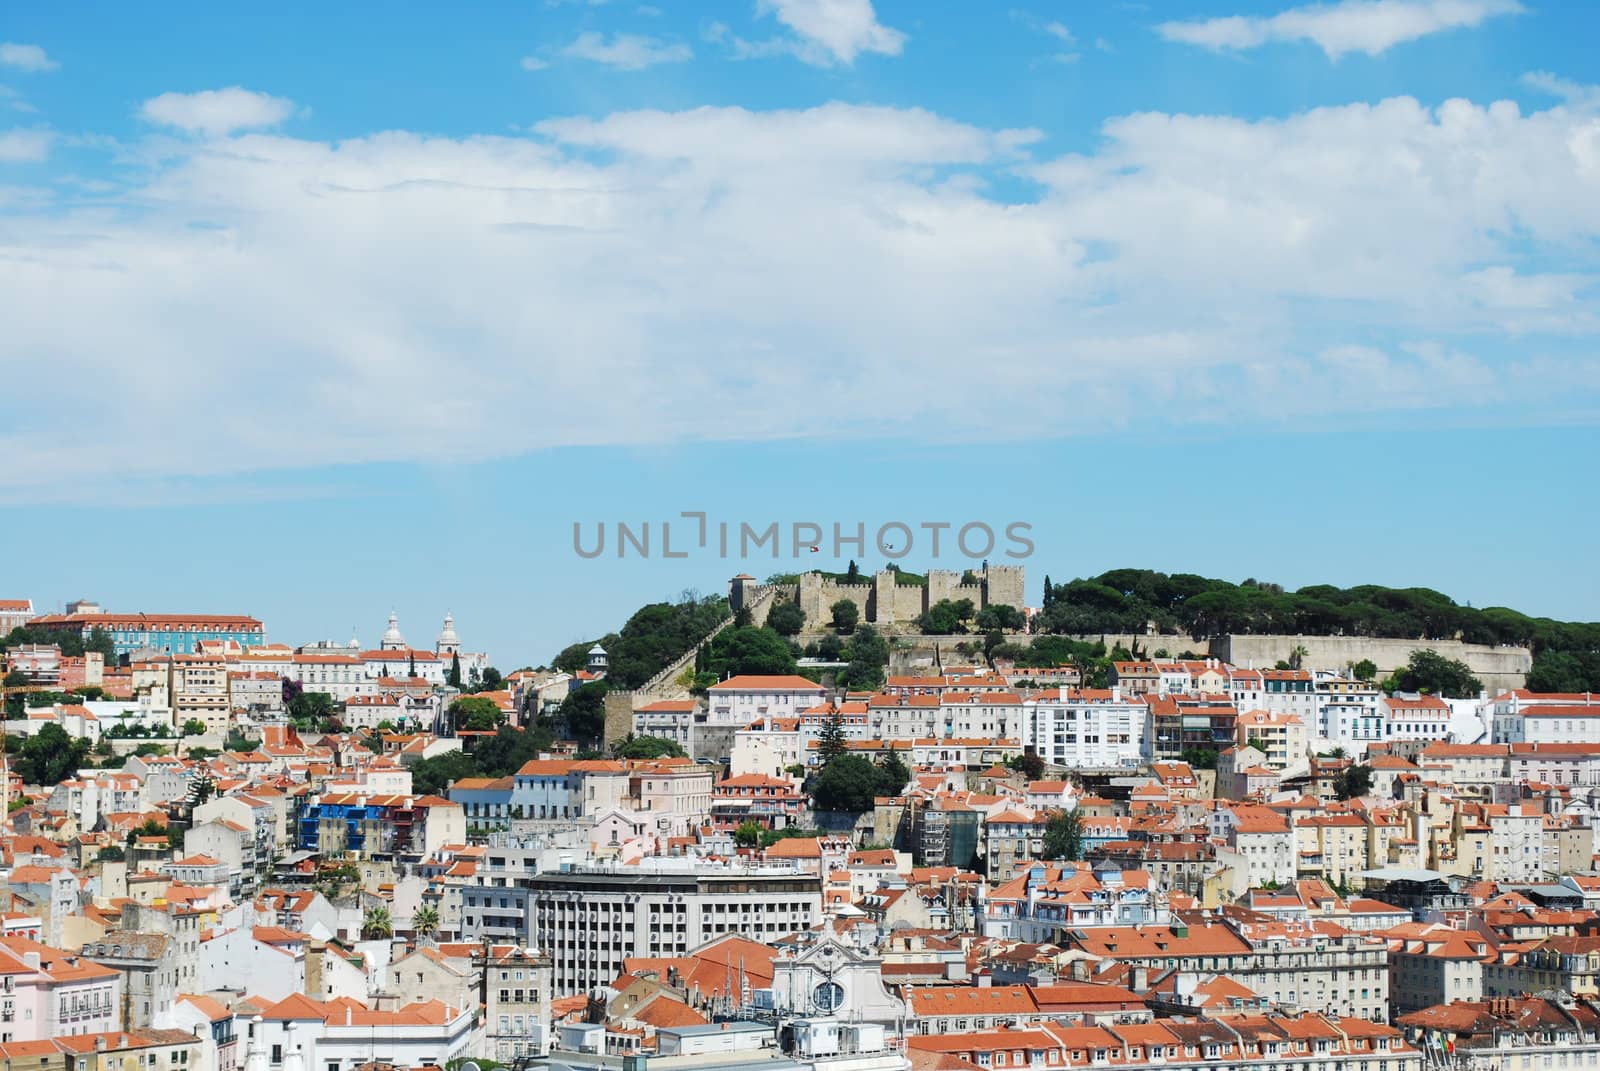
top-left (1523, 70), bottom-right (1600, 109)
top-left (0, 43), bottom-right (57, 73)
top-left (1011, 9), bottom-right (1080, 63)
top-left (0, 128), bottom-right (52, 162)
top-left (561, 32), bottom-right (692, 69)
top-left (520, 56), bottom-right (550, 71)
top-left (139, 87), bottom-right (296, 137)
top-left (1157, 0), bottom-right (1524, 59)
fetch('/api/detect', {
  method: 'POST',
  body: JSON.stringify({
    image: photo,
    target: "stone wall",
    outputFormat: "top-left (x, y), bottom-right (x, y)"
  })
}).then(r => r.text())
top-left (786, 564), bottom-right (1027, 632)
top-left (1214, 634), bottom-right (1530, 693)
top-left (1047, 632), bottom-right (1530, 693)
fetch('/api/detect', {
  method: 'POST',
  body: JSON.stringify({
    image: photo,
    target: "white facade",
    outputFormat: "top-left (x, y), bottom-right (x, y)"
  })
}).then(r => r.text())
top-left (707, 675), bottom-right (827, 725)
top-left (1024, 690), bottom-right (1146, 768)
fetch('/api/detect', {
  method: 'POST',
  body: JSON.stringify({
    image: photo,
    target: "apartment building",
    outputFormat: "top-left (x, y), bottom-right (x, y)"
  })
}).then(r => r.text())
top-left (526, 864), bottom-right (822, 995)
top-left (1025, 689), bottom-right (1146, 769)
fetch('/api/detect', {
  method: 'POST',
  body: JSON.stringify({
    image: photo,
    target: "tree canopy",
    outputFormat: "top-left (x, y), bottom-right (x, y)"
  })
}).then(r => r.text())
top-left (559, 682), bottom-right (610, 742)
top-left (613, 735), bottom-right (687, 760)
top-left (450, 696), bottom-right (505, 732)
top-left (702, 626), bottom-right (797, 678)
top-left (12, 724), bottom-right (91, 786)
top-left (1043, 808), bottom-right (1085, 861)
top-left (552, 595), bottom-right (730, 689)
top-left (837, 625), bottom-right (890, 691)
top-left (1383, 650), bottom-right (1483, 698)
top-left (1031, 568), bottom-right (1600, 692)
top-left (811, 754), bottom-right (903, 814)
top-left (766, 601), bottom-right (806, 637)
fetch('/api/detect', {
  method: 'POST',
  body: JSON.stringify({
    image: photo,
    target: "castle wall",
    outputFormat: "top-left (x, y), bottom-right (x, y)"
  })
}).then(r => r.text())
top-left (792, 565), bottom-right (1028, 631)
top-left (1214, 634), bottom-right (1530, 693)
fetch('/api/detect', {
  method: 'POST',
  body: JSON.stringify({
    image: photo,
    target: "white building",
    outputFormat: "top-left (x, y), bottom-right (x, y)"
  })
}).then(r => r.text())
top-left (1492, 693), bottom-right (1600, 745)
top-left (527, 863), bottom-right (822, 995)
top-left (246, 992), bottom-right (475, 1071)
top-left (1383, 693), bottom-right (1453, 741)
top-left (707, 675), bottom-right (827, 725)
top-left (1023, 688), bottom-right (1146, 768)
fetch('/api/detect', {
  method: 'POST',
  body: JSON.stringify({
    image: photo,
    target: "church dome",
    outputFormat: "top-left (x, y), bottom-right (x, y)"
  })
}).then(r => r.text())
top-left (437, 612), bottom-right (459, 647)
top-left (382, 611), bottom-right (406, 650)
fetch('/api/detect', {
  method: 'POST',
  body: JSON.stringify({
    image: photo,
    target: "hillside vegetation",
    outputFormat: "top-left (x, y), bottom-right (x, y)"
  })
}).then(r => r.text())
top-left (1035, 569), bottom-right (1600, 691)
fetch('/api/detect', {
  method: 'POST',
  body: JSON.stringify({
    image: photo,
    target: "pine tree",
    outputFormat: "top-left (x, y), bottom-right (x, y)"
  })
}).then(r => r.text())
top-left (818, 706), bottom-right (848, 762)
top-left (1043, 574), bottom-right (1054, 607)
top-left (448, 652), bottom-right (462, 688)
top-left (845, 560), bottom-right (861, 584)
top-left (408, 651), bottom-right (417, 679)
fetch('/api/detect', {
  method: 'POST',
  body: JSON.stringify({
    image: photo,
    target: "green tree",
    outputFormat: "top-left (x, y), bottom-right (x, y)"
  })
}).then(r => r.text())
top-left (224, 729), bottom-right (261, 753)
top-left (838, 625), bottom-right (890, 691)
top-left (613, 735), bottom-right (687, 760)
top-left (830, 599), bottom-right (860, 634)
top-left (85, 627), bottom-right (116, 661)
top-left (767, 601), bottom-right (806, 637)
top-left (450, 696), bottom-right (504, 732)
top-left (1334, 764), bottom-right (1374, 800)
top-left (361, 905), bottom-right (394, 940)
top-left (734, 821), bottom-right (764, 848)
top-left (182, 719), bottom-right (207, 736)
top-left (288, 691), bottom-right (335, 727)
top-left (558, 682), bottom-right (610, 742)
top-left (448, 653), bottom-right (462, 688)
top-left (1006, 752), bottom-right (1046, 781)
top-left (1385, 650), bottom-right (1483, 698)
top-left (410, 750), bottom-right (480, 796)
top-left (1043, 808), bottom-right (1085, 861)
top-left (703, 626), bottom-right (797, 678)
top-left (479, 666), bottom-right (504, 691)
top-left (817, 708), bottom-right (848, 762)
top-left (412, 904), bottom-right (441, 942)
top-left (845, 560), bottom-right (861, 585)
top-left (1181, 747), bottom-right (1219, 770)
top-left (876, 751), bottom-right (911, 796)
top-left (975, 604), bottom-right (1026, 632)
top-left (812, 754), bottom-right (883, 814)
top-left (1352, 658), bottom-right (1378, 682)
top-left (919, 599), bottom-right (972, 635)
top-left (14, 724), bottom-right (91, 785)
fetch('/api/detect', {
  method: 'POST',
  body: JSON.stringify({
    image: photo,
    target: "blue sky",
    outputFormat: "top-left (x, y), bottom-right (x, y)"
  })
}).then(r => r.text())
top-left (1, 0), bottom-right (1597, 665)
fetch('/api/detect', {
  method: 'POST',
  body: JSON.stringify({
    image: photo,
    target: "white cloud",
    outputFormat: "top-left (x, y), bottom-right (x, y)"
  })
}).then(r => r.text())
top-left (1157, 0), bottom-right (1524, 59)
top-left (139, 87), bottom-right (296, 137)
top-left (2, 92), bottom-right (1599, 496)
top-left (0, 128), bottom-right (51, 161)
top-left (520, 56), bottom-right (550, 71)
top-left (754, 0), bottom-right (906, 65)
top-left (561, 32), bottom-right (692, 69)
top-left (1524, 70), bottom-right (1600, 109)
top-left (0, 43), bottom-right (57, 73)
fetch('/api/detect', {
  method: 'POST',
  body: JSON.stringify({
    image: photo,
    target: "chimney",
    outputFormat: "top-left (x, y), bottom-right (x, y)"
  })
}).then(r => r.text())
top-left (94, 1037), bottom-right (107, 1052)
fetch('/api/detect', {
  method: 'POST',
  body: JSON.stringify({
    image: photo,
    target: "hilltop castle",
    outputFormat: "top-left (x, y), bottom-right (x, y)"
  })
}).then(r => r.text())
top-left (729, 564), bottom-right (1025, 631)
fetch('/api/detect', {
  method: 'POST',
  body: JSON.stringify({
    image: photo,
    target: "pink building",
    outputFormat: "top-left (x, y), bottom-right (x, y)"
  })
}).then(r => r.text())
top-left (0, 936), bottom-right (121, 1041)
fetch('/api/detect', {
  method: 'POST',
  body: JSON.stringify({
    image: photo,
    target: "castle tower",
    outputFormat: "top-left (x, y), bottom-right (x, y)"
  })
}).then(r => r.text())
top-left (436, 611), bottom-right (461, 657)
top-left (587, 644), bottom-right (609, 674)
top-left (728, 574), bottom-right (758, 613)
top-left (381, 611), bottom-right (407, 651)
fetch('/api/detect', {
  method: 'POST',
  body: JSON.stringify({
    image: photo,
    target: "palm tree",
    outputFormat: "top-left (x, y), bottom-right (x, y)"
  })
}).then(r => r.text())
top-left (412, 904), bottom-right (440, 943)
top-left (1288, 644), bottom-right (1310, 670)
top-left (361, 905), bottom-right (393, 941)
